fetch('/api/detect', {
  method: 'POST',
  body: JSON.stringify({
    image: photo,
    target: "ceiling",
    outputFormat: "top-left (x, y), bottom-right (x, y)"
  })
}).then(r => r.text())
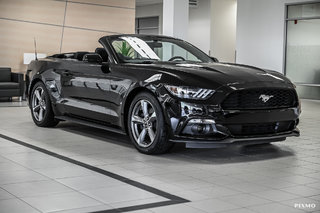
top-left (136, 0), bottom-right (163, 6)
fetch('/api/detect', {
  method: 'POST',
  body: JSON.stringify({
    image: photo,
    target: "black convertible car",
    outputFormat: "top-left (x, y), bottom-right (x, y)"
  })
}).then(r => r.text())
top-left (26, 34), bottom-right (300, 154)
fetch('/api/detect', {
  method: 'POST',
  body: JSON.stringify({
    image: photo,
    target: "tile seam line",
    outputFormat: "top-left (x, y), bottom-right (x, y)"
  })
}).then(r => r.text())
top-left (0, 133), bottom-right (189, 212)
top-left (0, 106), bottom-right (28, 108)
top-left (67, 0), bottom-right (135, 10)
top-left (91, 200), bottom-right (187, 213)
top-left (59, 0), bottom-right (68, 53)
top-left (53, 0), bottom-right (135, 10)
top-left (0, 17), bottom-right (121, 34)
top-left (0, 133), bottom-right (189, 204)
top-left (0, 153), bottom-right (109, 208)
top-left (0, 187), bottom-right (43, 213)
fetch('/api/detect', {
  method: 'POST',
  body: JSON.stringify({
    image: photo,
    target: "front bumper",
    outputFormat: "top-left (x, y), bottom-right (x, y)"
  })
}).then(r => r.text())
top-left (170, 128), bottom-right (300, 148)
top-left (165, 100), bottom-right (300, 148)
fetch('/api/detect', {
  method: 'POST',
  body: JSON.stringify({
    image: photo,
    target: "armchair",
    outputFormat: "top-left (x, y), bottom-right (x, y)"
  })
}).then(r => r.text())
top-left (0, 67), bottom-right (24, 101)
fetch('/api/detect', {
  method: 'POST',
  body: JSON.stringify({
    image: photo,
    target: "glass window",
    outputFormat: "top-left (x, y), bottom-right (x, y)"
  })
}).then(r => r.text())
top-left (287, 3), bottom-right (320, 19)
top-left (286, 19), bottom-right (320, 85)
top-left (285, 2), bottom-right (320, 100)
top-left (111, 36), bottom-right (212, 63)
top-left (139, 17), bottom-right (159, 28)
top-left (138, 28), bottom-right (159, 35)
top-left (135, 17), bottom-right (159, 35)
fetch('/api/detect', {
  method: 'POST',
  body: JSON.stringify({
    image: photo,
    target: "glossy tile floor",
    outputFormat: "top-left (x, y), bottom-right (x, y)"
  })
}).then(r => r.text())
top-left (0, 98), bottom-right (27, 107)
top-left (0, 100), bottom-right (319, 213)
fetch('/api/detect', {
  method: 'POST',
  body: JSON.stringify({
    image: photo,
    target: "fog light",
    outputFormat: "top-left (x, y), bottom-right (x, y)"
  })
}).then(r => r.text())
top-left (181, 119), bottom-right (216, 136)
top-left (191, 124), bottom-right (211, 134)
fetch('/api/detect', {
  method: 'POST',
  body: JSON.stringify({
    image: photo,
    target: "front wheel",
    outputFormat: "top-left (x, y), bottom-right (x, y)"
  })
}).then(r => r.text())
top-left (128, 92), bottom-right (172, 154)
top-left (30, 82), bottom-right (59, 127)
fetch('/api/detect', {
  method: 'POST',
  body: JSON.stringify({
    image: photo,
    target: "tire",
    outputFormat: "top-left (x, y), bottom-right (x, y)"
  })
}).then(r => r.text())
top-left (30, 81), bottom-right (59, 127)
top-left (127, 92), bottom-right (172, 154)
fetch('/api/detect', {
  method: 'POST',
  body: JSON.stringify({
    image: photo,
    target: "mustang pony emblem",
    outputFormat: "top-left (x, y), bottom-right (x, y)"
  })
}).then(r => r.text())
top-left (259, 94), bottom-right (274, 103)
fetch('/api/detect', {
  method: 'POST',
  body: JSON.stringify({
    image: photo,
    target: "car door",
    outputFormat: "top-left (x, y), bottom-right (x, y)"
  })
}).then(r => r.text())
top-left (60, 60), bottom-right (113, 123)
top-left (102, 63), bottom-right (134, 125)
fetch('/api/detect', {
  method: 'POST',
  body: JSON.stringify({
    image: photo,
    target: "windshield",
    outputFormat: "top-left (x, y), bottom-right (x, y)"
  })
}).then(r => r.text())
top-left (110, 36), bottom-right (213, 64)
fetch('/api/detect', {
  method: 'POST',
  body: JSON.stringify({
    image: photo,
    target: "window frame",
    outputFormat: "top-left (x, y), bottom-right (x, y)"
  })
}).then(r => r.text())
top-left (283, 1), bottom-right (320, 87)
top-left (135, 16), bottom-right (160, 35)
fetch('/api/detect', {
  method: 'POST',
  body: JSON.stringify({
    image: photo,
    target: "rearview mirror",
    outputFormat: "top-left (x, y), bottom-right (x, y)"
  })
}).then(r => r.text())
top-left (83, 53), bottom-right (103, 64)
top-left (147, 41), bottom-right (163, 48)
top-left (211, 57), bottom-right (219, 63)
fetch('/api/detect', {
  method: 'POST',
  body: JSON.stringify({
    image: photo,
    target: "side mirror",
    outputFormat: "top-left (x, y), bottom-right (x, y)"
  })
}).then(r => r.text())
top-left (83, 53), bottom-right (102, 64)
top-left (211, 57), bottom-right (219, 63)
top-left (101, 62), bottom-right (110, 73)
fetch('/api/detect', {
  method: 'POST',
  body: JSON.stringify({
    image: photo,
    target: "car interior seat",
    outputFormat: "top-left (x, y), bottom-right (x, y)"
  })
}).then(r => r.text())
top-left (74, 52), bottom-right (89, 61)
top-left (95, 48), bottom-right (109, 62)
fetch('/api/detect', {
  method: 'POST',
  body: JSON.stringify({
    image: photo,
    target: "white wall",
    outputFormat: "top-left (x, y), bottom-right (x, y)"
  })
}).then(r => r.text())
top-left (210, 0), bottom-right (237, 62)
top-left (136, 3), bottom-right (163, 34)
top-left (135, 0), bottom-right (237, 60)
top-left (163, 0), bottom-right (189, 40)
top-left (236, 0), bottom-right (312, 73)
top-left (188, 0), bottom-right (211, 54)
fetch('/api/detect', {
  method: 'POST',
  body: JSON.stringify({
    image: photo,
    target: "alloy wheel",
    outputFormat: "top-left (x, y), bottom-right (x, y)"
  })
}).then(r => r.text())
top-left (32, 87), bottom-right (46, 122)
top-left (131, 99), bottom-right (157, 148)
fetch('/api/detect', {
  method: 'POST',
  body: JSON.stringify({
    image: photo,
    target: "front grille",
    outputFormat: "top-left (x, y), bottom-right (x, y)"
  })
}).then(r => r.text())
top-left (227, 121), bottom-right (295, 136)
top-left (221, 88), bottom-right (297, 110)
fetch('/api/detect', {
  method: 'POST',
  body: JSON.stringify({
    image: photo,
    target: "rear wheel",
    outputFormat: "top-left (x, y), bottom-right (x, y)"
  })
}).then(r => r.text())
top-left (128, 92), bottom-right (172, 154)
top-left (30, 82), bottom-right (59, 127)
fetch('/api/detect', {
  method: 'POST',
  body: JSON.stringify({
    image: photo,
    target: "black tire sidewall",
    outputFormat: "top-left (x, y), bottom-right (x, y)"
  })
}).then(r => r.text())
top-left (128, 92), bottom-right (169, 154)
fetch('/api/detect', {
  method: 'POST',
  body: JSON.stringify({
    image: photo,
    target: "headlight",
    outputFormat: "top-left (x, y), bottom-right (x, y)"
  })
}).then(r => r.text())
top-left (164, 85), bottom-right (215, 100)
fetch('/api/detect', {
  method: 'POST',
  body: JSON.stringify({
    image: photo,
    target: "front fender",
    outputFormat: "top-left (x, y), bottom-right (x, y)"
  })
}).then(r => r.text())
top-left (120, 80), bottom-right (175, 135)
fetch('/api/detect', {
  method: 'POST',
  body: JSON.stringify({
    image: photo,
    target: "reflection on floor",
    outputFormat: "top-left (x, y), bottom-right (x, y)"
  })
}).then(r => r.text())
top-left (0, 99), bottom-right (27, 107)
top-left (0, 100), bottom-right (319, 213)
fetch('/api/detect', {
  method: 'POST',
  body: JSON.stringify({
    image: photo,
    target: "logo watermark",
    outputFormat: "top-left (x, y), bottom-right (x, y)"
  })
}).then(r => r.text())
top-left (294, 203), bottom-right (316, 209)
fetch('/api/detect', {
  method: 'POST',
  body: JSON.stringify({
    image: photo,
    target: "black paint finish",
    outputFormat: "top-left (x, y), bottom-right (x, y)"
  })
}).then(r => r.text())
top-left (26, 34), bottom-right (301, 148)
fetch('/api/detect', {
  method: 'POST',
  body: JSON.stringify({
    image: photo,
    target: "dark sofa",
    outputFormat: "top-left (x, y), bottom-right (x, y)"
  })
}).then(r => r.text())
top-left (0, 67), bottom-right (24, 100)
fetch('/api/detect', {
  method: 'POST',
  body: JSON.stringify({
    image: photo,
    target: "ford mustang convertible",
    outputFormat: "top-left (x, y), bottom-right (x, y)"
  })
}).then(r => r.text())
top-left (26, 34), bottom-right (300, 154)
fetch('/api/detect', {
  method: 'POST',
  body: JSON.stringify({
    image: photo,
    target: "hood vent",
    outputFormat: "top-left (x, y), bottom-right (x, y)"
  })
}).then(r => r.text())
top-left (189, 0), bottom-right (199, 8)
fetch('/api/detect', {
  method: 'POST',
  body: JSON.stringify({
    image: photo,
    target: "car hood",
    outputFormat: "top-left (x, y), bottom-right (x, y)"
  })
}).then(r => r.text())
top-left (131, 62), bottom-right (292, 89)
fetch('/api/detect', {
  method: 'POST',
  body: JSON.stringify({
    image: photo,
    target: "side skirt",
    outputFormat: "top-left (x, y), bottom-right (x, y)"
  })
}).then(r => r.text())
top-left (55, 115), bottom-right (126, 135)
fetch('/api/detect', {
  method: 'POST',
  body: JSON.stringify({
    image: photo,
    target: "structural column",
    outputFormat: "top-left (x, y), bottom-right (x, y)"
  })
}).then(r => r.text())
top-left (163, 0), bottom-right (189, 40)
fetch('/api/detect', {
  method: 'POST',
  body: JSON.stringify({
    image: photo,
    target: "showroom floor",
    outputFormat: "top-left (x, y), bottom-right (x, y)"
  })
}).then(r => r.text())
top-left (0, 100), bottom-right (319, 213)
